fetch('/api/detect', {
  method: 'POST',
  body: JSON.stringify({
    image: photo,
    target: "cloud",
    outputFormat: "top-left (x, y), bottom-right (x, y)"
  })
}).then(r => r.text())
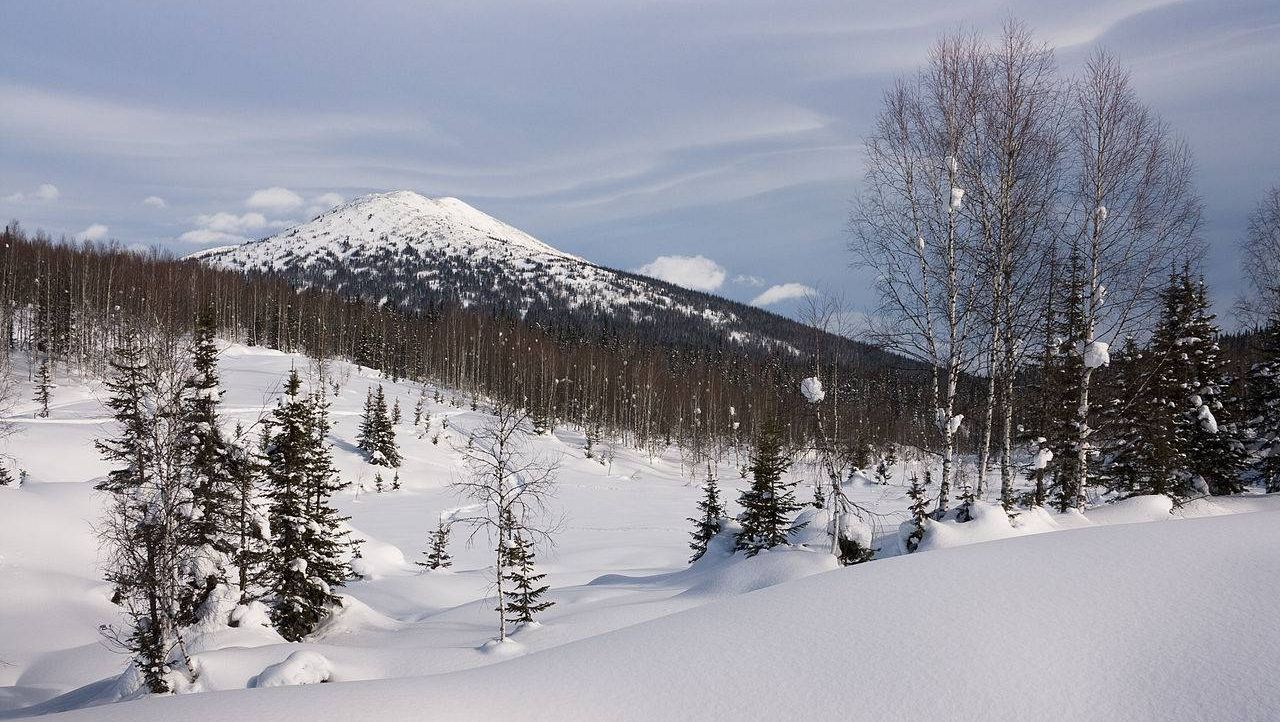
top-left (634, 255), bottom-right (726, 292)
top-left (177, 228), bottom-right (250, 246)
top-left (179, 209), bottom-right (290, 245)
top-left (751, 282), bottom-right (816, 306)
top-left (733, 274), bottom-right (766, 288)
top-left (246, 186), bottom-right (304, 211)
top-left (142, 195), bottom-right (167, 208)
top-left (76, 223), bottom-right (109, 241)
top-left (193, 211), bottom-right (268, 234)
top-left (3, 182), bottom-right (60, 203)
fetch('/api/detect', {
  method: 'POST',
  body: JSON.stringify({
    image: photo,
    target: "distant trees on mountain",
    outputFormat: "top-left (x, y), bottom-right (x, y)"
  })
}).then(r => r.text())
top-left (0, 221), bottom-right (947, 476)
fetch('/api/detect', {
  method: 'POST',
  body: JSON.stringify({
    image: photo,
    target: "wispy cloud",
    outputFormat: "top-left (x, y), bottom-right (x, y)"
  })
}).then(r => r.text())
top-left (3, 182), bottom-right (60, 203)
top-left (751, 282), bottom-right (816, 306)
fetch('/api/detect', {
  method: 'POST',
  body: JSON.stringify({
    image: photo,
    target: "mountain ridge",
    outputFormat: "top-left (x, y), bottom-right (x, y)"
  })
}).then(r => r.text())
top-left (193, 190), bottom-right (896, 367)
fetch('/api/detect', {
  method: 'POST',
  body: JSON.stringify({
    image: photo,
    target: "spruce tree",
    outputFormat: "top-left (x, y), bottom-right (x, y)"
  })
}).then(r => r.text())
top-left (500, 529), bottom-right (553, 627)
top-left (1104, 274), bottom-right (1198, 497)
top-left (904, 473), bottom-right (929, 553)
top-left (735, 420), bottom-right (803, 556)
top-left (1178, 277), bottom-right (1246, 494)
top-left (687, 467), bottom-right (725, 563)
top-left (178, 313), bottom-right (236, 622)
top-left (413, 391), bottom-right (425, 426)
top-left (1246, 309), bottom-right (1280, 492)
top-left (357, 386), bottom-right (375, 456)
top-left (33, 356), bottom-right (52, 418)
top-left (1046, 250), bottom-right (1089, 511)
top-left (418, 521), bottom-right (452, 570)
top-left (263, 370), bottom-right (350, 641)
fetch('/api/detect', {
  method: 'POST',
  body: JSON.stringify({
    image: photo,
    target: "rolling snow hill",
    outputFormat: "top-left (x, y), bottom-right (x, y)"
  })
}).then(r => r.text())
top-left (2, 343), bottom-right (1279, 720)
top-left (192, 191), bottom-right (890, 363)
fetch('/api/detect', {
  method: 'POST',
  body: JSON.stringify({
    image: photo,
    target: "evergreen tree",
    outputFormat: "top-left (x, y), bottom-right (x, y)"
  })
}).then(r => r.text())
top-left (33, 356), bottom-right (52, 418)
top-left (735, 420), bottom-right (803, 556)
top-left (1246, 309), bottom-right (1280, 492)
top-left (1046, 249), bottom-right (1089, 512)
top-left (392, 398), bottom-right (402, 426)
top-left (263, 370), bottom-right (350, 641)
top-left (1107, 273), bottom-right (1245, 498)
top-left (687, 467), bottom-right (725, 563)
top-left (418, 520), bottom-right (452, 570)
top-left (356, 387), bottom-right (375, 455)
top-left (413, 391), bottom-right (425, 426)
top-left (499, 529), bottom-right (553, 627)
top-left (363, 385), bottom-right (401, 468)
top-left (1178, 277), bottom-right (1246, 494)
top-left (904, 473), bottom-right (929, 553)
top-left (177, 313), bottom-right (236, 622)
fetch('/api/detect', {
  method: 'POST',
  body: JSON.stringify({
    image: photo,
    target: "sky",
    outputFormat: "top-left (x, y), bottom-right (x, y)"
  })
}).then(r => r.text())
top-left (2, 0), bottom-right (1277, 324)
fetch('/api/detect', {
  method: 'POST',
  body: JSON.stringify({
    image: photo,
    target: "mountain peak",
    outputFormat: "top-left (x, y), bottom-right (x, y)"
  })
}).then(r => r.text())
top-left (196, 190), bottom-right (580, 273)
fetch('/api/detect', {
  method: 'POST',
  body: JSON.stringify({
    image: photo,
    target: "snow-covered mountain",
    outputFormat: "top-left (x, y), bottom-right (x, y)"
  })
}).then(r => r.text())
top-left (193, 191), bottom-right (878, 361)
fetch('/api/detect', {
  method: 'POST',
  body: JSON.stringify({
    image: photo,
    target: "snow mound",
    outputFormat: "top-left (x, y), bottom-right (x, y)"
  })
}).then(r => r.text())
top-left (251, 651), bottom-right (332, 688)
top-left (349, 532), bottom-right (408, 580)
top-left (678, 527), bottom-right (838, 599)
top-left (1085, 494), bottom-right (1174, 525)
top-left (311, 595), bottom-right (403, 639)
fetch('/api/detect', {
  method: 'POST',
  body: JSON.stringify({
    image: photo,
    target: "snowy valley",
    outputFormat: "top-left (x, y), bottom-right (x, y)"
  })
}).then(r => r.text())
top-left (2, 344), bottom-right (1279, 720)
top-left (5, 4), bottom-right (1280, 720)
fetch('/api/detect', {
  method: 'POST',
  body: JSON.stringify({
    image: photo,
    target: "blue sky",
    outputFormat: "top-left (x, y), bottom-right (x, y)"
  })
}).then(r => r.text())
top-left (2, 0), bottom-right (1277, 323)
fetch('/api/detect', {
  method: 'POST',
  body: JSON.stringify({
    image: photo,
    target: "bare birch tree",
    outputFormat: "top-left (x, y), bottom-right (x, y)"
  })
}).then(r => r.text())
top-left (852, 31), bottom-right (988, 513)
top-left (963, 19), bottom-right (1065, 505)
top-left (451, 403), bottom-right (559, 642)
top-left (1240, 185), bottom-right (1280, 322)
top-left (1062, 48), bottom-right (1203, 506)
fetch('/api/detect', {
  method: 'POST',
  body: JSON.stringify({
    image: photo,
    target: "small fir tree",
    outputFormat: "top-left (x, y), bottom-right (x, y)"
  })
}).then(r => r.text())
top-left (33, 356), bottom-right (52, 418)
top-left (500, 529), bottom-right (553, 627)
top-left (687, 467), bottom-right (726, 563)
top-left (904, 473), bottom-right (929, 553)
top-left (418, 521), bottom-right (452, 570)
top-left (735, 420), bottom-right (803, 556)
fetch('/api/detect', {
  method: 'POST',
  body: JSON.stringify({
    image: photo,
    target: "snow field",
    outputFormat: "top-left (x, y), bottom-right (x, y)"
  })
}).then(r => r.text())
top-left (2, 343), bottom-right (1278, 719)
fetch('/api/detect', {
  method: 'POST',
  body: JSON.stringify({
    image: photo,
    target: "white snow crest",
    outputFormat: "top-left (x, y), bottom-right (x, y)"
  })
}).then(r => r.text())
top-left (252, 651), bottom-right (333, 688)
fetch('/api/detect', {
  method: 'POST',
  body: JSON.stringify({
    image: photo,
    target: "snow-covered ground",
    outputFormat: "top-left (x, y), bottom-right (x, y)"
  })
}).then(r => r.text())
top-left (2, 344), bottom-right (1278, 720)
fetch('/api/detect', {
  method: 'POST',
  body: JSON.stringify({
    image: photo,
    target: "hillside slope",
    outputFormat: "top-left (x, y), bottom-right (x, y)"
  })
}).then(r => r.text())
top-left (193, 191), bottom-right (893, 364)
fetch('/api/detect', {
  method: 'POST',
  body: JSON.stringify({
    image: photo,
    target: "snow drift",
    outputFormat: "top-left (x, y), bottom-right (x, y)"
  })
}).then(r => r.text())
top-left (36, 509), bottom-right (1280, 721)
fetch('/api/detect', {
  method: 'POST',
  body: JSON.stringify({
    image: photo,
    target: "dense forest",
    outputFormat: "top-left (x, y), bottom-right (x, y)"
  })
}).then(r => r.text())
top-left (0, 222), bottom-right (953, 474)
